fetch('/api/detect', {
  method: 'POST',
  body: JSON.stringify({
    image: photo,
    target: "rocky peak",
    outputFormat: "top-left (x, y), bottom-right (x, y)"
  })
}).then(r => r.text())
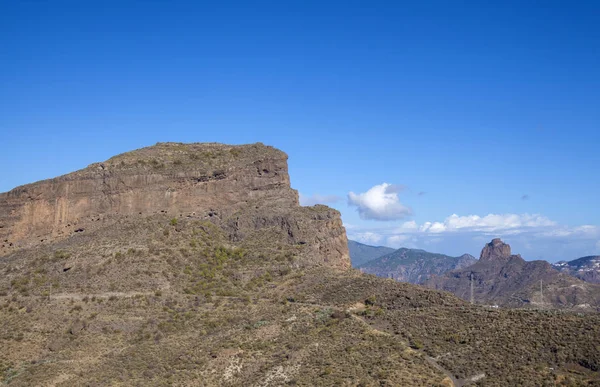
top-left (480, 238), bottom-right (512, 262)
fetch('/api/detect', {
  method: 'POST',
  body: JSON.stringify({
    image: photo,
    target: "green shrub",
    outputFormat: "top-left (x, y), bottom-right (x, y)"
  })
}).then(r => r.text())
top-left (53, 250), bottom-right (71, 261)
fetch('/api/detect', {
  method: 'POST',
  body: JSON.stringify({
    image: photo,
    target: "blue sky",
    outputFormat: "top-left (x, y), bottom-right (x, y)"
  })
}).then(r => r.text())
top-left (1, 1), bottom-right (599, 261)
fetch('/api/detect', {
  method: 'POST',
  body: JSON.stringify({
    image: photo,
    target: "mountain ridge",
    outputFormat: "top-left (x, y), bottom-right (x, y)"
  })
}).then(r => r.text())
top-left (554, 255), bottom-right (600, 284)
top-left (347, 240), bottom-right (395, 267)
top-left (358, 246), bottom-right (477, 284)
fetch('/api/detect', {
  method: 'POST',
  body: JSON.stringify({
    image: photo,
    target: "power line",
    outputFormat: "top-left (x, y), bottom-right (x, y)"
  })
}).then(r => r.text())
top-left (540, 279), bottom-right (543, 307)
top-left (470, 272), bottom-right (474, 304)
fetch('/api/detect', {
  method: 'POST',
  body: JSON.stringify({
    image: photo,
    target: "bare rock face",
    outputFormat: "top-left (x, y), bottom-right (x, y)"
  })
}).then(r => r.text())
top-left (479, 238), bottom-right (512, 262)
top-left (0, 142), bottom-right (350, 269)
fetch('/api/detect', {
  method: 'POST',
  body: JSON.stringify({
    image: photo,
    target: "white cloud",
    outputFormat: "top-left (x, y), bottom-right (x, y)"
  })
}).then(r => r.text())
top-left (346, 213), bottom-right (600, 261)
top-left (387, 234), bottom-right (411, 245)
top-left (348, 183), bottom-right (412, 221)
top-left (420, 221), bottom-right (446, 233)
top-left (417, 213), bottom-right (556, 234)
top-left (351, 231), bottom-right (384, 245)
top-left (574, 225), bottom-right (600, 238)
top-left (393, 221), bottom-right (418, 233)
top-left (299, 193), bottom-right (341, 206)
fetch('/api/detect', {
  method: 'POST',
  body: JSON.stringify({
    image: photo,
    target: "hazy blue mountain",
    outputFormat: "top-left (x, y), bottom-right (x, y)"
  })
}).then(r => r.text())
top-left (348, 240), bottom-right (395, 267)
top-left (358, 247), bottom-right (476, 284)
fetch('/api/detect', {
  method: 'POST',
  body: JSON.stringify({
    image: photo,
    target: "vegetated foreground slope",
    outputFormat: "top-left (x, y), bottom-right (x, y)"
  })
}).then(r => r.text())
top-left (554, 255), bottom-right (600, 284)
top-left (347, 240), bottom-right (395, 267)
top-left (0, 215), bottom-right (447, 386)
top-left (426, 238), bottom-right (600, 310)
top-left (359, 247), bottom-right (476, 284)
top-left (0, 143), bottom-right (599, 386)
top-left (2, 217), bottom-right (600, 386)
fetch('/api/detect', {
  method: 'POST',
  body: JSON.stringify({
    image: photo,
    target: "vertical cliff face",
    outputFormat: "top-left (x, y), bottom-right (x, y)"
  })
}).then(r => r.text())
top-left (0, 142), bottom-right (350, 269)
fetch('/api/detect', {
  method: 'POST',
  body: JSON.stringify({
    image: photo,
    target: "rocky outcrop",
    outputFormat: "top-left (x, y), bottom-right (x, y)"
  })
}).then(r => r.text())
top-left (425, 239), bottom-right (600, 309)
top-left (0, 142), bottom-right (350, 269)
top-left (479, 238), bottom-right (512, 262)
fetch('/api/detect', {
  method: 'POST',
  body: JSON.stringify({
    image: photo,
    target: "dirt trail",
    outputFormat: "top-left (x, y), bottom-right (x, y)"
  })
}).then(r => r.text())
top-left (424, 356), bottom-right (462, 387)
top-left (49, 291), bottom-right (154, 301)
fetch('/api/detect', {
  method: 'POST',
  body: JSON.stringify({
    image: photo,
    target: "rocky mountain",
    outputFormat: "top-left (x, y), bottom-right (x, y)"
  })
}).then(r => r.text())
top-left (347, 240), bottom-right (395, 267)
top-left (426, 238), bottom-right (600, 309)
top-left (359, 248), bottom-right (476, 284)
top-left (1, 144), bottom-right (599, 386)
top-left (554, 255), bottom-right (600, 284)
top-left (0, 142), bottom-right (349, 269)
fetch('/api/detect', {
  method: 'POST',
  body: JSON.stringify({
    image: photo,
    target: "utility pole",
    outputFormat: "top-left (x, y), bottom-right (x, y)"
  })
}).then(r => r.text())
top-left (470, 272), bottom-right (474, 304)
top-left (540, 279), bottom-right (543, 307)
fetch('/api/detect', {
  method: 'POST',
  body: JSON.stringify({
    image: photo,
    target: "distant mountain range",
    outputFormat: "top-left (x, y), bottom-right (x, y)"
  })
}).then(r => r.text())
top-left (357, 247), bottom-right (476, 284)
top-left (347, 240), bottom-right (395, 267)
top-left (425, 238), bottom-right (600, 309)
top-left (553, 256), bottom-right (600, 284)
top-left (349, 238), bottom-right (600, 310)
